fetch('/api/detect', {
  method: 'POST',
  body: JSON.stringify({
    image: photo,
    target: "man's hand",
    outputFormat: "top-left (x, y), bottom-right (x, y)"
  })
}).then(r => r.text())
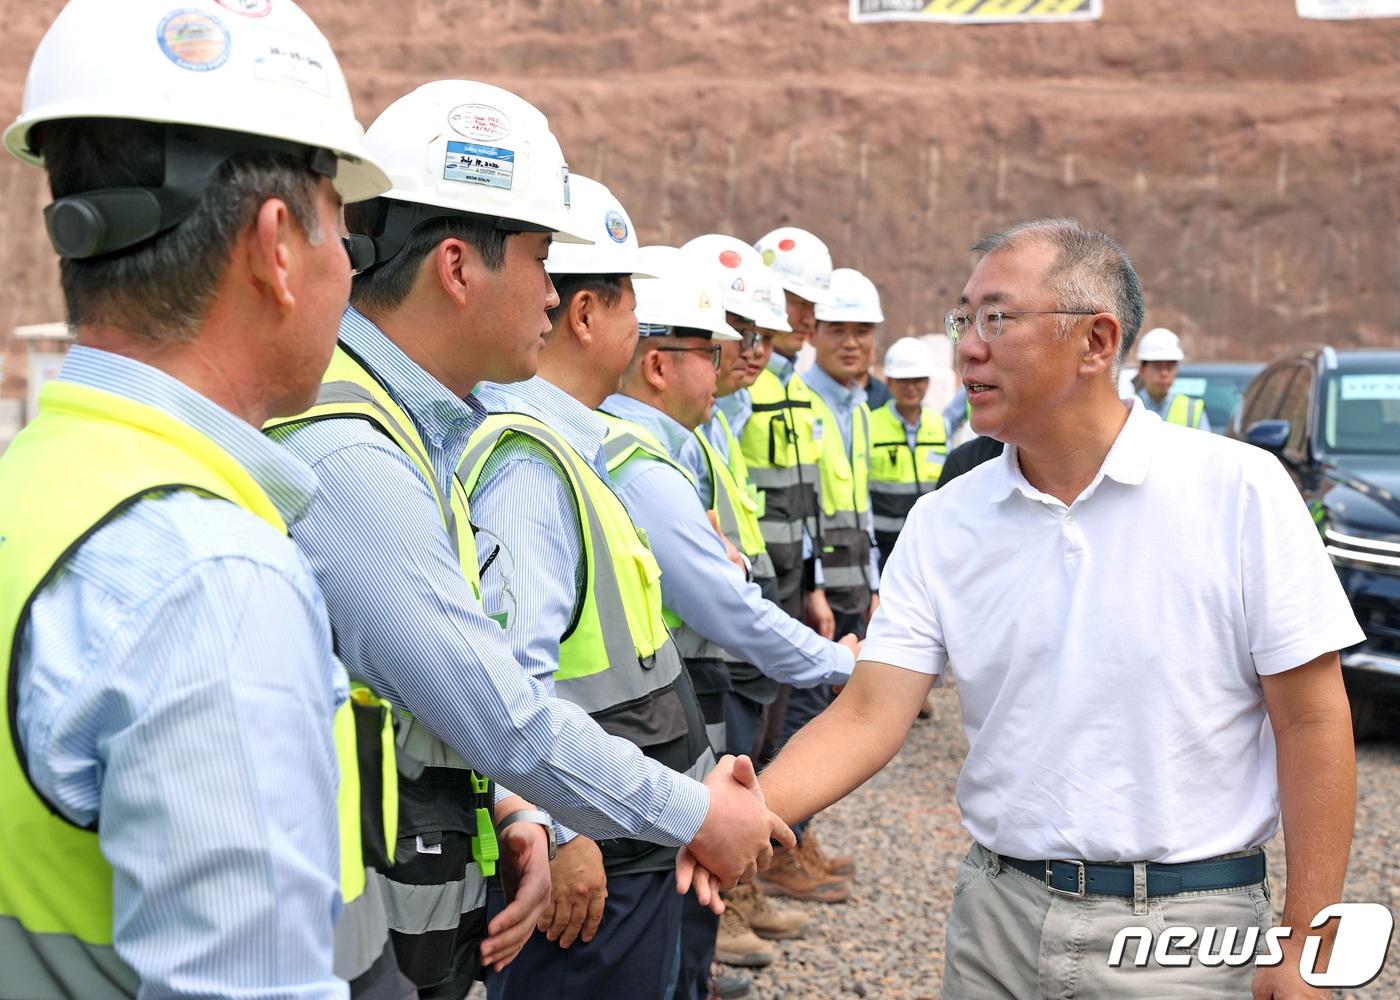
top-left (481, 817), bottom-right (552, 972)
top-left (805, 589), bottom-right (835, 639)
top-left (707, 510), bottom-right (747, 574)
top-left (676, 755), bottom-right (794, 903)
top-left (1252, 949), bottom-right (1329, 999)
top-left (538, 835), bottom-right (608, 949)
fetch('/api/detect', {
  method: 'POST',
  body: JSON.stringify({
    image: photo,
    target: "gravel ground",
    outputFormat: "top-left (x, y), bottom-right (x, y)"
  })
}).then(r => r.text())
top-left (471, 683), bottom-right (1399, 999)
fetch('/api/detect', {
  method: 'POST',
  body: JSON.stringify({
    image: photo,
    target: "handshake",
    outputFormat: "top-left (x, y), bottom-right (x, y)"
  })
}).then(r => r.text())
top-left (675, 753), bottom-right (795, 912)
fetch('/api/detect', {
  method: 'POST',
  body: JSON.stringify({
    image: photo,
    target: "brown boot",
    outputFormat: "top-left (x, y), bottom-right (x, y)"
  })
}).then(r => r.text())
top-left (800, 829), bottom-right (855, 879)
top-left (715, 905), bottom-right (775, 967)
top-left (725, 881), bottom-right (809, 940)
top-left (756, 845), bottom-right (850, 903)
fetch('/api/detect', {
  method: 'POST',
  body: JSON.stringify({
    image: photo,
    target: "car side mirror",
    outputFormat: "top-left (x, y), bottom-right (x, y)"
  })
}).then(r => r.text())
top-left (1245, 419), bottom-right (1290, 456)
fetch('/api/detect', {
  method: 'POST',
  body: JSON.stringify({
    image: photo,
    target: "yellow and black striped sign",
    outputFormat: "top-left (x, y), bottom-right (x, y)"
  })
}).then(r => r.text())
top-left (851, 0), bottom-right (1100, 23)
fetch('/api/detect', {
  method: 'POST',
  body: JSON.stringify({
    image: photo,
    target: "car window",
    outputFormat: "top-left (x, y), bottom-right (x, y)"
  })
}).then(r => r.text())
top-left (1239, 365), bottom-right (1298, 431)
top-left (1278, 365), bottom-right (1314, 460)
top-left (1321, 371), bottom-right (1400, 455)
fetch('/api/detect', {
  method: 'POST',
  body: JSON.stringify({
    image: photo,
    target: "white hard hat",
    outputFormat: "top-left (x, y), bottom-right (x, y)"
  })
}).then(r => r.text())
top-left (635, 245), bottom-right (739, 341)
top-left (815, 267), bottom-right (884, 324)
top-left (1136, 327), bottom-right (1185, 363)
top-left (363, 80), bottom-right (588, 244)
top-left (681, 234), bottom-right (791, 333)
top-left (754, 226), bottom-right (834, 306)
top-left (4, 0), bottom-right (388, 205)
top-left (883, 337), bottom-right (935, 380)
top-left (546, 174), bottom-right (653, 277)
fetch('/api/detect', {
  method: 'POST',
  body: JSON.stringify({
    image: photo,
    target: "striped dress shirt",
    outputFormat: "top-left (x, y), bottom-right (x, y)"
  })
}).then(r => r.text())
top-left (17, 346), bottom-right (348, 999)
top-left (270, 309), bottom-right (709, 845)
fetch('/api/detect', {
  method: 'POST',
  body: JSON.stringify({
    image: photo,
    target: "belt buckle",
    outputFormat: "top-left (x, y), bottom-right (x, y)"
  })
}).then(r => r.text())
top-left (1045, 859), bottom-right (1087, 898)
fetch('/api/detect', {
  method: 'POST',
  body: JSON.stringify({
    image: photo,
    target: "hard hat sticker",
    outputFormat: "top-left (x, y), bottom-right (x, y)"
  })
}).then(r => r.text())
top-left (215, 0), bottom-right (272, 16)
top-left (253, 32), bottom-right (329, 96)
top-left (157, 9), bottom-right (231, 72)
top-left (444, 141), bottom-right (515, 190)
top-left (605, 210), bottom-right (629, 243)
top-left (448, 104), bottom-right (512, 142)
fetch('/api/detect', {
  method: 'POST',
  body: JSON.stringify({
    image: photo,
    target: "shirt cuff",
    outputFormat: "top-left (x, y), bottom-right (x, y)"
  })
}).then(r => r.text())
top-left (554, 821), bottom-right (579, 846)
top-left (639, 771), bottom-right (710, 848)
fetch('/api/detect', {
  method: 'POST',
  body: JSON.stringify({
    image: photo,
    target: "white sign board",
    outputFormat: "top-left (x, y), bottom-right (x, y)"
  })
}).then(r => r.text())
top-left (26, 351), bottom-right (69, 423)
top-left (852, 0), bottom-right (1101, 24)
top-left (1296, 0), bottom-right (1400, 18)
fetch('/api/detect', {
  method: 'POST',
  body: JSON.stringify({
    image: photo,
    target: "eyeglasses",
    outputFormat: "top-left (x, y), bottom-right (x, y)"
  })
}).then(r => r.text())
top-left (727, 321), bottom-right (762, 353)
top-left (655, 345), bottom-right (723, 370)
top-left (944, 304), bottom-right (1102, 346)
top-left (474, 525), bottom-right (517, 634)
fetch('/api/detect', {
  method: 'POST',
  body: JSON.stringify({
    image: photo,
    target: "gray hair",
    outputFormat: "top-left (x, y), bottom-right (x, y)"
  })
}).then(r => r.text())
top-left (971, 218), bottom-right (1145, 368)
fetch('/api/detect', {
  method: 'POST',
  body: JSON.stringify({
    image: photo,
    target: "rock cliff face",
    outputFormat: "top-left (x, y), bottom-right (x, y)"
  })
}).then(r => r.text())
top-left (3, 0), bottom-right (1398, 400)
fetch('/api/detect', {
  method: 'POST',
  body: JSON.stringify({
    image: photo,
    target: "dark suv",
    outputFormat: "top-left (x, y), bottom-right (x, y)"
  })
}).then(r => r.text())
top-left (1230, 347), bottom-right (1400, 741)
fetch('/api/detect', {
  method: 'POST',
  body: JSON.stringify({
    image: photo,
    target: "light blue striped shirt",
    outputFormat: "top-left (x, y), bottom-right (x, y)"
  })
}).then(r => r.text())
top-left (17, 346), bottom-right (347, 999)
top-left (804, 364), bottom-right (882, 592)
top-left (271, 310), bottom-right (708, 845)
top-left (600, 394), bottom-right (852, 687)
top-left (716, 389), bottom-right (753, 443)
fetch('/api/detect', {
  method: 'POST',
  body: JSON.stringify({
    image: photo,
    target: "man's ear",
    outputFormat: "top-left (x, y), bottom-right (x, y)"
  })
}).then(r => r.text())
top-left (433, 238), bottom-right (479, 309)
top-left (641, 345), bottom-right (667, 392)
top-left (1082, 313), bottom-right (1122, 379)
top-left (247, 197), bottom-right (298, 311)
top-left (567, 289), bottom-right (595, 348)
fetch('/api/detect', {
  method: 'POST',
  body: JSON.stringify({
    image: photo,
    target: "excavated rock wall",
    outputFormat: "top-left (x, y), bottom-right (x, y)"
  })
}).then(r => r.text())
top-left (3, 0), bottom-right (1399, 401)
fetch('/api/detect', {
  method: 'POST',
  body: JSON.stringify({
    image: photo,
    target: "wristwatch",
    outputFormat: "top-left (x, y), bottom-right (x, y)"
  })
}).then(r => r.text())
top-left (495, 808), bottom-right (557, 861)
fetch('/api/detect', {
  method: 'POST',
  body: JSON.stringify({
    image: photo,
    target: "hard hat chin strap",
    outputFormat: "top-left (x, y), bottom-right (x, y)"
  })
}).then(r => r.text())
top-left (42, 126), bottom-right (339, 260)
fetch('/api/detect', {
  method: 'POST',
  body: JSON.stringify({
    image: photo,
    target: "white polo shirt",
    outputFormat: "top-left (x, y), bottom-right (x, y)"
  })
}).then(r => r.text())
top-left (863, 399), bottom-right (1363, 864)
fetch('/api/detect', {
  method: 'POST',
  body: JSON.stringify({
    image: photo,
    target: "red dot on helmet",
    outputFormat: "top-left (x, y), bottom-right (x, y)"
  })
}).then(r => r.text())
top-left (778, 238), bottom-right (797, 251)
top-left (719, 250), bottom-right (742, 268)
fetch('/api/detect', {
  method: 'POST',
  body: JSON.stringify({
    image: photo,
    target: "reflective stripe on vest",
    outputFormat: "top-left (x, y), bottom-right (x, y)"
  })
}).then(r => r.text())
top-left (811, 393), bottom-right (872, 601)
top-left (867, 403), bottom-right (946, 534)
top-left (459, 413), bottom-right (715, 872)
top-left (269, 344), bottom-right (494, 985)
top-left (740, 370), bottom-right (821, 579)
top-left (0, 381), bottom-right (380, 995)
top-left (1166, 394), bottom-right (1206, 428)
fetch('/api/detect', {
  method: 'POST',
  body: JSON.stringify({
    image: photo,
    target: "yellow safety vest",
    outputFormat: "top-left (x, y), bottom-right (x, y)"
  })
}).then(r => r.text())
top-left (694, 412), bottom-right (772, 579)
top-left (810, 392), bottom-right (872, 610)
top-left (268, 344), bottom-right (498, 988)
top-left (867, 401), bottom-right (947, 541)
top-left (0, 380), bottom-right (394, 998)
top-left (1166, 393), bottom-right (1207, 429)
top-left (458, 412), bottom-right (714, 873)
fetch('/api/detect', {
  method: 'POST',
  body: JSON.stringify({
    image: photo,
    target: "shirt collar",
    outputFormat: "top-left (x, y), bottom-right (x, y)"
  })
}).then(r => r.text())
top-left (57, 345), bottom-right (319, 524)
top-left (985, 398), bottom-right (1152, 505)
top-left (474, 376), bottom-right (608, 466)
top-left (600, 392), bottom-right (694, 460)
top-left (338, 306), bottom-right (485, 449)
top-left (804, 363), bottom-right (866, 411)
top-left (716, 389), bottom-right (750, 428)
top-left (766, 352), bottom-right (796, 384)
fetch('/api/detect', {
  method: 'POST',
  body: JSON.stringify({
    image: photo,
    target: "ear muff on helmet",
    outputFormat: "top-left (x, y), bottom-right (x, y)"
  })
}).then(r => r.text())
top-left (348, 196), bottom-right (552, 276)
top-left (42, 126), bottom-right (340, 260)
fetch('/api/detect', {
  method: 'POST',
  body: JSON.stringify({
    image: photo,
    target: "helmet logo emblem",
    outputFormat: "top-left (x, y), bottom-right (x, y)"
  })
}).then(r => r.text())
top-left (761, 248), bottom-right (776, 267)
top-left (719, 249), bottom-right (742, 269)
top-left (214, 0), bottom-right (272, 17)
top-left (157, 9), bottom-right (231, 73)
top-left (698, 292), bottom-right (712, 310)
top-left (604, 210), bottom-right (629, 244)
top-left (778, 238), bottom-right (797, 252)
top-left (731, 277), bottom-right (746, 292)
top-left (447, 104), bottom-right (512, 143)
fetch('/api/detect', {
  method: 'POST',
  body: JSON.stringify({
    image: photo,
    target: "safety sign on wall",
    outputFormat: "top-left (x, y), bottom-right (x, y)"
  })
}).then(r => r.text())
top-left (1296, 0), bottom-right (1400, 17)
top-left (850, 0), bottom-right (1101, 24)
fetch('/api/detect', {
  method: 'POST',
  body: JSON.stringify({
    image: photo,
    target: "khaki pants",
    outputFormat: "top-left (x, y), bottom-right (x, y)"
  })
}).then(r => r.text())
top-left (944, 843), bottom-right (1271, 999)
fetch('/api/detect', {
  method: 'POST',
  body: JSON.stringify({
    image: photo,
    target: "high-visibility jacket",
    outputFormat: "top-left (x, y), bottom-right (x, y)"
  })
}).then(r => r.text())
top-left (739, 369), bottom-right (821, 601)
top-left (458, 412), bottom-right (714, 875)
top-left (690, 411), bottom-right (780, 706)
top-left (0, 379), bottom-right (396, 998)
top-left (867, 402), bottom-right (947, 558)
top-left (810, 393), bottom-right (872, 615)
top-left (599, 413), bottom-right (735, 756)
top-left (268, 344), bottom-right (496, 992)
top-left (1165, 393), bottom-right (1207, 429)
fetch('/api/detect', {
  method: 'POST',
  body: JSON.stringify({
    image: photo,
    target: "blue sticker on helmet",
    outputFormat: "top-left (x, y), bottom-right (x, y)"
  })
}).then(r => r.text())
top-left (605, 210), bottom-right (629, 244)
top-left (157, 9), bottom-right (231, 72)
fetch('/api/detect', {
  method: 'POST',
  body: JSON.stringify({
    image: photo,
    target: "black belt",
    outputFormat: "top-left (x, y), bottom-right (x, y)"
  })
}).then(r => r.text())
top-left (999, 850), bottom-right (1266, 899)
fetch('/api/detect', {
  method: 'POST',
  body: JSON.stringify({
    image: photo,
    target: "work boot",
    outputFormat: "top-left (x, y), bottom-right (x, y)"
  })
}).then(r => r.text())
top-left (724, 881), bottom-right (809, 939)
top-left (709, 963), bottom-right (751, 999)
top-left (756, 845), bottom-right (850, 903)
top-left (800, 829), bottom-right (855, 879)
top-left (715, 905), bottom-right (775, 967)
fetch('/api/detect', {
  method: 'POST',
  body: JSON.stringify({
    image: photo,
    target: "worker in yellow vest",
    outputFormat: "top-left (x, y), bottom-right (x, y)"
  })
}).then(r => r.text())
top-left (269, 84), bottom-right (789, 998)
top-left (868, 337), bottom-right (949, 572)
top-left (459, 179), bottom-right (762, 1000)
top-left (1135, 327), bottom-right (1210, 430)
top-left (0, 2), bottom-right (404, 996)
